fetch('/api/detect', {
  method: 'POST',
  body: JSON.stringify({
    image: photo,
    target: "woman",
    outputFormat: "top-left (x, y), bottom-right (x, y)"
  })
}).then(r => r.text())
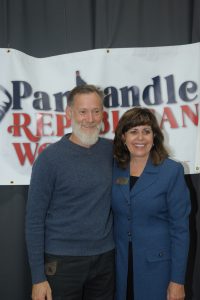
top-left (112, 107), bottom-right (190, 300)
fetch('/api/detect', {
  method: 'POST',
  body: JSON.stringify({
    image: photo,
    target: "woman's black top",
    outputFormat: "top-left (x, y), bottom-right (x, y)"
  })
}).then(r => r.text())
top-left (126, 176), bottom-right (139, 300)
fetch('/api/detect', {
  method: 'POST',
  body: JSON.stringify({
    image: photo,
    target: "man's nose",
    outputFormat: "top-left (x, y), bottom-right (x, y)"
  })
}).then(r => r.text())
top-left (86, 111), bottom-right (94, 122)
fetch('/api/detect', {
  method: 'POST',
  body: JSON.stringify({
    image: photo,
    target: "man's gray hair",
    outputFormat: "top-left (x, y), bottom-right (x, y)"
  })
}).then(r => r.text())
top-left (68, 84), bottom-right (104, 107)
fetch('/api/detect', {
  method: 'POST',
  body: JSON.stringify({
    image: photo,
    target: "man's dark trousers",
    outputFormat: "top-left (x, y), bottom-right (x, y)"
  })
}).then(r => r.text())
top-left (45, 249), bottom-right (115, 300)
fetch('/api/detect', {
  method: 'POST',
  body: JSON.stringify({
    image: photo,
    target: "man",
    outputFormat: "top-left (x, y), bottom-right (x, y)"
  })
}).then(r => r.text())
top-left (26, 84), bottom-right (115, 300)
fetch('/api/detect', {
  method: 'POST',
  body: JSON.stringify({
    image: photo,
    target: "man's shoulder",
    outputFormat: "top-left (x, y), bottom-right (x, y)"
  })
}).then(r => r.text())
top-left (98, 137), bottom-right (113, 152)
top-left (33, 137), bottom-right (65, 164)
top-left (39, 139), bottom-right (60, 154)
top-left (99, 137), bottom-right (113, 146)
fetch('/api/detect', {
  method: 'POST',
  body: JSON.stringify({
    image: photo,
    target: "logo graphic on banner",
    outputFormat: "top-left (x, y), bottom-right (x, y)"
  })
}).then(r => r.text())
top-left (0, 44), bottom-right (199, 184)
top-left (0, 85), bottom-right (12, 122)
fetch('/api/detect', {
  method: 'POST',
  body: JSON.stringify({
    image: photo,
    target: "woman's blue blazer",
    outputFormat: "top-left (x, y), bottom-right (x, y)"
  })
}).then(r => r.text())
top-left (112, 158), bottom-right (191, 300)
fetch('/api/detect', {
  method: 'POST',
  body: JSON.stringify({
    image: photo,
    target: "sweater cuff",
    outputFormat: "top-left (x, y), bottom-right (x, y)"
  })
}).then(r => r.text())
top-left (31, 265), bottom-right (47, 284)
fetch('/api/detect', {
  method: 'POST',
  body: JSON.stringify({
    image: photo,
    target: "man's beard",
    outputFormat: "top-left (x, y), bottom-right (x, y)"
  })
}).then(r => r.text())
top-left (71, 119), bottom-right (102, 146)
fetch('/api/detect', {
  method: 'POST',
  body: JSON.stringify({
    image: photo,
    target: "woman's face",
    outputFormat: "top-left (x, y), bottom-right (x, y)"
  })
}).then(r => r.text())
top-left (123, 125), bottom-right (154, 160)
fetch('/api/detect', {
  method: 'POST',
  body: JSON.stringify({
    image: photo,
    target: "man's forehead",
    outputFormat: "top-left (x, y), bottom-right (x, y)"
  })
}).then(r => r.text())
top-left (73, 105), bottom-right (103, 111)
top-left (72, 93), bottom-right (103, 107)
top-left (74, 91), bottom-right (100, 99)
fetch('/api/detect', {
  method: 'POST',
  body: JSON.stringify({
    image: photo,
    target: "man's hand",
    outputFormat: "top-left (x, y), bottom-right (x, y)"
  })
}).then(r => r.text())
top-left (32, 281), bottom-right (52, 300)
top-left (167, 281), bottom-right (185, 300)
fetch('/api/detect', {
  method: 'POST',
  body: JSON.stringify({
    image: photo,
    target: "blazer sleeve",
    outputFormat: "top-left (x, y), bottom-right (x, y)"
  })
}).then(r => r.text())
top-left (167, 162), bottom-right (191, 284)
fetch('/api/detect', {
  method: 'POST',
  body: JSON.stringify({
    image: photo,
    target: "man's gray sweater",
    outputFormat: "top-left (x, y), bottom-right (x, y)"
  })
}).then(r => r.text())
top-left (26, 135), bottom-right (114, 284)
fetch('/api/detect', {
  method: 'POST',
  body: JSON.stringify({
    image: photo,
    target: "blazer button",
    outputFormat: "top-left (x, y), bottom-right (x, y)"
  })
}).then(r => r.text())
top-left (158, 252), bottom-right (163, 257)
top-left (128, 232), bottom-right (131, 236)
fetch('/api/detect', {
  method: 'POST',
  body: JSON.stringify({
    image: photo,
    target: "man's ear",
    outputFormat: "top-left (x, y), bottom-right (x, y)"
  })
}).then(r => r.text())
top-left (66, 106), bottom-right (72, 120)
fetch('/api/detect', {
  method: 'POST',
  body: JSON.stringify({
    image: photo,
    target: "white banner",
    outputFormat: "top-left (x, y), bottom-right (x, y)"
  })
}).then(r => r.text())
top-left (0, 44), bottom-right (200, 184)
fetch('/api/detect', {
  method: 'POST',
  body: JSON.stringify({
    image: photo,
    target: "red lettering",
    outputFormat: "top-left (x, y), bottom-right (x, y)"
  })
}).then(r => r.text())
top-left (12, 143), bottom-right (39, 165)
top-left (36, 113), bottom-right (54, 137)
top-left (111, 110), bottom-right (120, 132)
top-left (7, 113), bottom-right (40, 142)
top-left (181, 104), bottom-right (199, 127)
top-left (12, 142), bottom-right (51, 165)
top-left (56, 114), bottom-right (71, 136)
top-left (101, 111), bottom-right (110, 134)
top-left (160, 107), bottom-right (179, 129)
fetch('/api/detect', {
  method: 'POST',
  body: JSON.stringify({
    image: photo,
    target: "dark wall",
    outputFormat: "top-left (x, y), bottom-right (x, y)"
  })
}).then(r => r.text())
top-left (0, 0), bottom-right (197, 57)
top-left (0, 1), bottom-right (200, 299)
top-left (0, 186), bottom-right (31, 300)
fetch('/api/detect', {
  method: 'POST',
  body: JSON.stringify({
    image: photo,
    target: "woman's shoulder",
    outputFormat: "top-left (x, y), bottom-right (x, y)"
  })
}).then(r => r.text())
top-left (161, 157), bottom-right (184, 172)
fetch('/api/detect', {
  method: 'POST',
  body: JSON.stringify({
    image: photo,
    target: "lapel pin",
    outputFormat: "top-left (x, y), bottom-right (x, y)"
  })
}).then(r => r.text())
top-left (116, 177), bottom-right (129, 185)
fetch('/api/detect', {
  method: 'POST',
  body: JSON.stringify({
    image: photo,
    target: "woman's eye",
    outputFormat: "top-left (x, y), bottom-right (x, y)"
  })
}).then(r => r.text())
top-left (130, 130), bottom-right (138, 135)
top-left (143, 129), bottom-right (152, 135)
top-left (128, 128), bottom-right (152, 135)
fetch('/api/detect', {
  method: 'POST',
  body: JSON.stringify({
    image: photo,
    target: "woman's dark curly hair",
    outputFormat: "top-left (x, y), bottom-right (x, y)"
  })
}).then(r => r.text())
top-left (114, 107), bottom-right (169, 169)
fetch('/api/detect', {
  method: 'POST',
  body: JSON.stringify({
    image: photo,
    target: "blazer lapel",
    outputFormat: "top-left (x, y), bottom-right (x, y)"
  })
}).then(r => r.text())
top-left (131, 159), bottom-right (160, 196)
top-left (114, 163), bottom-right (130, 203)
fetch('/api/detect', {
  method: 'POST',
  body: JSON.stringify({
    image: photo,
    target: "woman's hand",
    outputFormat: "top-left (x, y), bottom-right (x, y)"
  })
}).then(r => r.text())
top-left (167, 281), bottom-right (185, 300)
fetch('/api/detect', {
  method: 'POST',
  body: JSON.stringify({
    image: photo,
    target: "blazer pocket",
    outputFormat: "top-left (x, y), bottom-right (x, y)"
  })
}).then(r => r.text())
top-left (146, 248), bottom-right (171, 262)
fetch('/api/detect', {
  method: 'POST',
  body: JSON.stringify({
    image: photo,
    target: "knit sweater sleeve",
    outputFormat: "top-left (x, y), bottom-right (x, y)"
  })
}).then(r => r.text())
top-left (25, 149), bottom-right (56, 284)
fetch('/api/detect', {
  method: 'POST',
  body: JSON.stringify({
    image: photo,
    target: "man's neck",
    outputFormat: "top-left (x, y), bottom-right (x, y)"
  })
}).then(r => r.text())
top-left (69, 133), bottom-right (91, 148)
